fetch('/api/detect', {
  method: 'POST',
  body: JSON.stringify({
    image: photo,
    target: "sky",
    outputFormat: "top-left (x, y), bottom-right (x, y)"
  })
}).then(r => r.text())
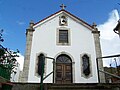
top-left (0, 0), bottom-right (120, 70)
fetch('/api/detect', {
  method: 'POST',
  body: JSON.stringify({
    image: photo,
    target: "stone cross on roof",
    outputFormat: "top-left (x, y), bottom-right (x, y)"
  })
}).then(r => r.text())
top-left (60, 4), bottom-right (66, 10)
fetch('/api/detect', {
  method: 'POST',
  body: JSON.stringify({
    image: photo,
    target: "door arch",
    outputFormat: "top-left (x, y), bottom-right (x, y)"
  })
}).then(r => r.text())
top-left (55, 54), bottom-right (73, 84)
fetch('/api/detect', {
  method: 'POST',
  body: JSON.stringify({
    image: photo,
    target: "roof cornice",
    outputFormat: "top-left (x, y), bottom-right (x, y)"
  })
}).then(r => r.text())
top-left (33, 9), bottom-right (94, 30)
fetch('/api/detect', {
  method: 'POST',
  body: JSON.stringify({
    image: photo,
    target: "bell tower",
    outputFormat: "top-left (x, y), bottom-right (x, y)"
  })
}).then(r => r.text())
top-left (21, 21), bottom-right (34, 82)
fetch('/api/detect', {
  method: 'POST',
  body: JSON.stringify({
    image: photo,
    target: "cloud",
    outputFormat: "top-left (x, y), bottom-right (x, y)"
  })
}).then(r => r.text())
top-left (15, 53), bottom-right (24, 71)
top-left (16, 21), bottom-right (25, 25)
top-left (98, 9), bottom-right (119, 40)
top-left (97, 9), bottom-right (120, 67)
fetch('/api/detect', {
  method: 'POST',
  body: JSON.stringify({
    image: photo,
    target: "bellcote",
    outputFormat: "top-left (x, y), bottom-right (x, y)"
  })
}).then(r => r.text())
top-left (59, 15), bottom-right (68, 26)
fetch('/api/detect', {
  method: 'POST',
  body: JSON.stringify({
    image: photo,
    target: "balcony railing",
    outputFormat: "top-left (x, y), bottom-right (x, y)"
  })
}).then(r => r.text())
top-left (97, 54), bottom-right (120, 83)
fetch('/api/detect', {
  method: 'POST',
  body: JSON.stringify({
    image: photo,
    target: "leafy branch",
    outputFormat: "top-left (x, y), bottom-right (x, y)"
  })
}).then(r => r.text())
top-left (0, 29), bottom-right (19, 71)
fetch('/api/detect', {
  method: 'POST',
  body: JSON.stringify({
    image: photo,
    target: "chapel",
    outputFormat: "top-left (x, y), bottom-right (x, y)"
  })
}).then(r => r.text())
top-left (21, 4), bottom-right (105, 84)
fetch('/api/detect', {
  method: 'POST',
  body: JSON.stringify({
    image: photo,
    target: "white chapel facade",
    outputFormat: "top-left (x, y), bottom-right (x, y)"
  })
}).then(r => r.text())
top-left (21, 6), bottom-right (105, 83)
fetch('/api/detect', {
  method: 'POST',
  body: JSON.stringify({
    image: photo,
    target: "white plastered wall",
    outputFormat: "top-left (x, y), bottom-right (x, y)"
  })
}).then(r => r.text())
top-left (28, 13), bottom-right (98, 83)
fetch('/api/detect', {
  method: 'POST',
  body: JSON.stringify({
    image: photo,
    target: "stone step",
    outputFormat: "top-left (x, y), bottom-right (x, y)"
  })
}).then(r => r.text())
top-left (11, 83), bottom-right (120, 90)
top-left (46, 83), bottom-right (119, 90)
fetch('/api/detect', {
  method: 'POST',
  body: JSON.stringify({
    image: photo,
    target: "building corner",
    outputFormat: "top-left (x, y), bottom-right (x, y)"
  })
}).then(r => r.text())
top-left (92, 23), bottom-right (105, 83)
top-left (20, 21), bottom-right (35, 82)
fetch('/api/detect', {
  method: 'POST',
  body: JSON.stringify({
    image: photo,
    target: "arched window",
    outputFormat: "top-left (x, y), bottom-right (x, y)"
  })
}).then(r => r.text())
top-left (37, 53), bottom-right (45, 76)
top-left (82, 54), bottom-right (90, 77)
top-left (35, 53), bottom-right (47, 77)
top-left (56, 54), bottom-right (71, 63)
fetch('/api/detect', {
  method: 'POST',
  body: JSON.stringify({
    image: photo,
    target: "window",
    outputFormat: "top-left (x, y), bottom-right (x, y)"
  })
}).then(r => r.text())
top-left (82, 54), bottom-right (90, 76)
top-left (57, 28), bottom-right (70, 45)
top-left (59, 30), bottom-right (68, 43)
top-left (35, 53), bottom-right (46, 77)
top-left (37, 54), bottom-right (45, 76)
top-left (81, 54), bottom-right (92, 78)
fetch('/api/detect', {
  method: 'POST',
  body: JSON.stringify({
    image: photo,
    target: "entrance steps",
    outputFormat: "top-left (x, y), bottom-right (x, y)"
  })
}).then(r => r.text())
top-left (46, 83), bottom-right (120, 90)
top-left (12, 83), bottom-right (120, 90)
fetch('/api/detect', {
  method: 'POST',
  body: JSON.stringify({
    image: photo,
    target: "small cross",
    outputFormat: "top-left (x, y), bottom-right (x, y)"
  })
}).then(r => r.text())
top-left (60, 4), bottom-right (66, 10)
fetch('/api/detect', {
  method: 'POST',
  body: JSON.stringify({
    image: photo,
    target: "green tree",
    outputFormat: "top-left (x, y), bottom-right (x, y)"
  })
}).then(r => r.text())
top-left (0, 29), bottom-right (19, 80)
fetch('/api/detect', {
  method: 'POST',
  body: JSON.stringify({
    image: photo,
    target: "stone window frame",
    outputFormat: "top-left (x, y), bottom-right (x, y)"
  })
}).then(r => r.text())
top-left (59, 30), bottom-right (69, 43)
top-left (56, 27), bottom-right (71, 46)
top-left (80, 53), bottom-right (92, 79)
top-left (35, 52), bottom-right (47, 77)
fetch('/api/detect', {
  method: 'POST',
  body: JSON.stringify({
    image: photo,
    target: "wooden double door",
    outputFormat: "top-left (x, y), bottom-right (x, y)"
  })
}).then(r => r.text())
top-left (55, 54), bottom-right (72, 84)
